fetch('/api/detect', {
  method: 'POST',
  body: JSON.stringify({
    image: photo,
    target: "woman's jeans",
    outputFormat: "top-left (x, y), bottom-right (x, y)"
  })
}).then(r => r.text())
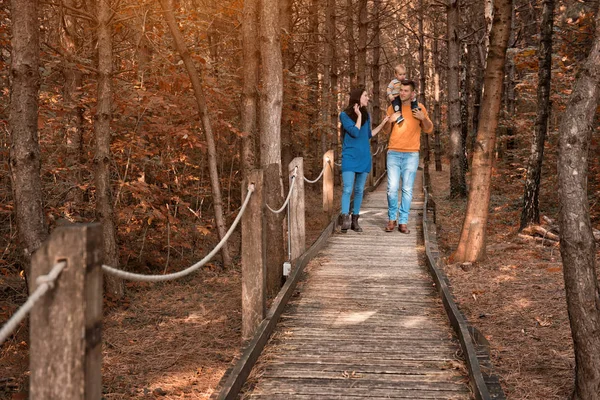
top-left (386, 151), bottom-right (419, 224)
top-left (341, 171), bottom-right (369, 215)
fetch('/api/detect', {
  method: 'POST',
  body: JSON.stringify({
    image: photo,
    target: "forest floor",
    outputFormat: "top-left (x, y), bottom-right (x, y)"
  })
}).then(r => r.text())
top-left (0, 185), bottom-right (333, 399)
top-left (1, 162), bottom-right (597, 399)
top-left (429, 162), bottom-right (584, 400)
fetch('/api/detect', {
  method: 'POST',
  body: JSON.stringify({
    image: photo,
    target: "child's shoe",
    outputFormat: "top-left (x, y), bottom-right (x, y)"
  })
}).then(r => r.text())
top-left (410, 98), bottom-right (419, 110)
top-left (396, 114), bottom-right (404, 124)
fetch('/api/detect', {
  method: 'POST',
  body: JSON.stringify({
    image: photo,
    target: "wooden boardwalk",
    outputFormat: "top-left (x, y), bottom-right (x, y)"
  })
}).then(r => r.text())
top-left (242, 174), bottom-right (473, 399)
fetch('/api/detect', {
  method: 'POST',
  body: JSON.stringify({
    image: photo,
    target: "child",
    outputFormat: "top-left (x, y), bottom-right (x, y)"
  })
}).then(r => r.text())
top-left (387, 64), bottom-right (419, 124)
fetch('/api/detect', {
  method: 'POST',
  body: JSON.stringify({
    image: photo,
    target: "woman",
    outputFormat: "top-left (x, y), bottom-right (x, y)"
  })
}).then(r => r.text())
top-left (339, 86), bottom-right (389, 233)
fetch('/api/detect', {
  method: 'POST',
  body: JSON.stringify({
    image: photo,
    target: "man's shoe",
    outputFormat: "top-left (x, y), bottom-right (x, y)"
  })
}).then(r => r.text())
top-left (398, 224), bottom-right (410, 234)
top-left (385, 220), bottom-right (397, 232)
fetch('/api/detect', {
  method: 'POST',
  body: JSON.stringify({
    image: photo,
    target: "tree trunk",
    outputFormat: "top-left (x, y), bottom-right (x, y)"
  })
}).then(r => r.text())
top-left (242, 0), bottom-right (259, 178)
top-left (330, 1), bottom-right (339, 133)
top-left (60, 1), bottom-right (84, 167)
top-left (347, 0), bottom-right (356, 86)
top-left (259, 0), bottom-right (285, 297)
top-left (557, 5), bottom-right (600, 398)
top-left (447, 0), bottom-right (467, 197)
top-left (433, 16), bottom-right (442, 172)
top-left (308, 0), bottom-right (320, 170)
top-left (322, 0), bottom-right (333, 155)
top-left (372, 0), bottom-right (381, 125)
top-left (9, 0), bottom-right (48, 273)
top-left (471, 42), bottom-right (484, 168)
top-left (94, 0), bottom-right (123, 298)
top-left (280, 0), bottom-right (294, 172)
top-left (460, 40), bottom-right (469, 172)
top-left (520, 0), bottom-right (554, 231)
top-left (452, 0), bottom-right (512, 263)
top-left (158, 0), bottom-right (232, 268)
top-left (357, 0), bottom-right (367, 86)
top-left (418, 0), bottom-right (430, 180)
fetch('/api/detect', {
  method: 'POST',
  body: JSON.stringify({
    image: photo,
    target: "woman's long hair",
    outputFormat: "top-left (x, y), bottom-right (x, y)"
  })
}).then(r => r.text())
top-left (343, 86), bottom-right (369, 127)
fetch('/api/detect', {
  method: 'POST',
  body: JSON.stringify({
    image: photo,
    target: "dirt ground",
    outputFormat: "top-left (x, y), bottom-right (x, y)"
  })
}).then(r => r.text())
top-left (429, 163), bottom-right (581, 399)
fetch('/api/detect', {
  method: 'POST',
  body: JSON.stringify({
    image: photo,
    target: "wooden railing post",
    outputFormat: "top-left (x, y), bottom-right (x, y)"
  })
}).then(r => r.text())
top-left (30, 223), bottom-right (103, 400)
top-left (323, 150), bottom-right (334, 214)
top-left (289, 158), bottom-right (305, 264)
top-left (241, 169), bottom-right (266, 340)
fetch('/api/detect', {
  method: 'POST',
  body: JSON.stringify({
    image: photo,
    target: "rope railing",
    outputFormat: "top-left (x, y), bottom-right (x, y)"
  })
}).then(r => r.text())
top-left (0, 261), bottom-right (67, 346)
top-left (266, 167), bottom-right (298, 214)
top-left (101, 184), bottom-right (255, 282)
top-left (303, 159), bottom-right (330, 184)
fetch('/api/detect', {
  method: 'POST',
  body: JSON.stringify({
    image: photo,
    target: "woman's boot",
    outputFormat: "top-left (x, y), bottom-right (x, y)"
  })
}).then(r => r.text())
top-left (351, 214), bottom-right (363, 232)
top-left (341, 214), bottom-right (351, 233)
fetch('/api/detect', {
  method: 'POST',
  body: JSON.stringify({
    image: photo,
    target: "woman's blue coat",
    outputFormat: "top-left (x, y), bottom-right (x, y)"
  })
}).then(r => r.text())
top-left (340, 111), bottom-right (373, 173)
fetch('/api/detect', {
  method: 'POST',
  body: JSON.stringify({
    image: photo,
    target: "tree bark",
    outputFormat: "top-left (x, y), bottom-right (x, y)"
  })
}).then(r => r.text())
top-left (520, 0), bottom-right (554, 231)
top-left (452, 0), bottom-right (512, 263)
top-left (447, 0), bottom-right (467, 198)
top-left (418, 0), bottom-right (430, 180)
top-left (347, 0), bottom-right (356, 86)
top-left (242, 0), bottom-right (259, 178)
top-left (259, 0), bottom-right (285, 296)
top-left (308, 0), bottom-right (320, 170)
top-left (280, 0), bottom-right (294, 172)
top-left (322, 0), bottom-right (334, 155)
top-left (371, 0), bottom-right (381, 125)
top-left (9, 0), bottom-right (48, 272)
top-left (557, 5), bottom-right (600, 398)
top-left (433, 15), bottom-right (443, 172)
top-left (460, 40), bottom-right (470, 172)
top-left (357, 0), bottom-right (367, 86)
top-left (158, 0), bottom-right (232, 268)
top-left (60, 1), bottom-right (84, 169)
top-left (94, 0), bottom-right (123, 298)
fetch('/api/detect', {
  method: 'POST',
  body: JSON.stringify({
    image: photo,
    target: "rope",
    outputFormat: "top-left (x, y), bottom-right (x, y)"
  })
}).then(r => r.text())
top-left (102, 184), bottom-right (255, 282)
top-left (0, 261), bottom-right (67, 346)
top-left (266, 169), bottom-right (297, 214)
top-left (304, 166), bottom-right (325, 184)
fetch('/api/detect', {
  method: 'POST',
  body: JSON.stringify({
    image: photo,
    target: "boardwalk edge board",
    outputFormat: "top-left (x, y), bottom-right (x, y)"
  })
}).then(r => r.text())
top-left (211, 214), bottom-right (339, 400)
top-left (422, 182), bottom-right (506, 400)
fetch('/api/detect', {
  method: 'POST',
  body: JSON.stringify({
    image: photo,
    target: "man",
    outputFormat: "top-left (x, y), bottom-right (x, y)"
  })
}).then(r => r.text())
top-left (384, 79), bottom-right (433, 234)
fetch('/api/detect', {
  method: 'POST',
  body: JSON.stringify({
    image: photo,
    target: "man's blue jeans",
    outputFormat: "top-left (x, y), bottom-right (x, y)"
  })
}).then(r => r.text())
top-left (386, 151), bottom-right (419, 224)
top-left (341, 171), bottom-right (369, 215)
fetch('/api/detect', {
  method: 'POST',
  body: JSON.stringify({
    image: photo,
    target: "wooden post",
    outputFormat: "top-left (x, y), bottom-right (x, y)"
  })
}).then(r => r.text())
top-left (30, 224), bottom-right (103, 400)
top-left (241, 169), bottom-right (266, 340)
top-left (289, 158), bottom-right (305, 263)
top-left (323, 150), bottom-right (334, 213)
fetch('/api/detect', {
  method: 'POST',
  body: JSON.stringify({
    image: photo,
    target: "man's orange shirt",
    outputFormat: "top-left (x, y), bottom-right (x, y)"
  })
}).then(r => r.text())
top-left (386, 104), bottom-right (433, 152)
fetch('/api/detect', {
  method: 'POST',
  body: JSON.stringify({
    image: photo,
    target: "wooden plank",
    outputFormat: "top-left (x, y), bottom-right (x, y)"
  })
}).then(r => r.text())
top-left (253, 379), bottom-right (470, 393)
top-left (261, 369), bottom-right (467, 384)
top-left (248, 393), bottom-right (471, 400)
